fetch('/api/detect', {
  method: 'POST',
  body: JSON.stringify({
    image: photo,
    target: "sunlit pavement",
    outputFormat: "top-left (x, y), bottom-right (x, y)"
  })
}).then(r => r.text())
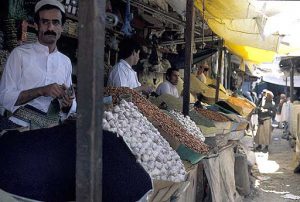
top-left (248, 128), bottom-right (300, 201)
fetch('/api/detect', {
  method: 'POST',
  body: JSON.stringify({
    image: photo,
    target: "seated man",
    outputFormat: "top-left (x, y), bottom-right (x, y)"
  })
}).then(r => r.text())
top-left (156, 67), bottom-right (179, 98)
top-left (196, 63), bottom-right (209, 84)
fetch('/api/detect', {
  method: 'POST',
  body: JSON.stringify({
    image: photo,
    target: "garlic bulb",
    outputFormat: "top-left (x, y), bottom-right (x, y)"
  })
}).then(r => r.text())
top-left (169, 110), bottom-right (205, 142)
top-left (103, 100), bottom-right (186, 182)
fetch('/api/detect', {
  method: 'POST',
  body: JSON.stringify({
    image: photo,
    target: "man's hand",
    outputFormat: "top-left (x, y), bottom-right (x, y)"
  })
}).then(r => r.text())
top-left (41, 83), bottom-right (66, 99)
top-left (134, 85), bottom-right (153, 95)
top-left (15, 83), bottom-right (66, 106)
top-left (60, 93), bottom-right (75, 113)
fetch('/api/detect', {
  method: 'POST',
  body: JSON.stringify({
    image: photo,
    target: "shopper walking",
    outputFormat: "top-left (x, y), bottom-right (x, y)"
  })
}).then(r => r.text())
top-left (255, 91), bottom-right (276, 152)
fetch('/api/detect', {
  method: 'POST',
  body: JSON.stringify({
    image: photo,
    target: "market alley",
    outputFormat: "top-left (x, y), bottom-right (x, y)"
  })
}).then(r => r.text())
top-left (245, 128), bottom-right (300, 202)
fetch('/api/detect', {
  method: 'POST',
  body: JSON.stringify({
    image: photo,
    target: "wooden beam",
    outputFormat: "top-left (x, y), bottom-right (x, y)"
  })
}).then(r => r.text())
top-left (215, 40), bottom-right (223, 103)
top-left (227, 53), bottom-right (232, 89)
top-left (290, 59), bottom-right (294, 103)
top-left (183, 0), bottom-right (195, 116)
top-left (223, 49), bottom-right (227, 89)
top-left (124, 0), bottom-right (203, 35)
top-left (76, 0), bottom-right (105, 201)
top-left (285, 77), bottom-right (288, 97)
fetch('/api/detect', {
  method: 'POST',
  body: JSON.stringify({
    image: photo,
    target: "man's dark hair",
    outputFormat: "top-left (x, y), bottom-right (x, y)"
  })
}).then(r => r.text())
top-left (34, 5), bottom-right (66, 25)
top-left (166, 67), bottom-right (179, 81)
top-left (118, 38), bottom-right (141, 60)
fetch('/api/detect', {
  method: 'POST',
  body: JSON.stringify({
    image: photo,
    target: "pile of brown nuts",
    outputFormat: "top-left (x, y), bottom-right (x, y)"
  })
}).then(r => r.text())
top-left (194, 108), bottom-right (230, 122)
top-left (105, 87), bottom-right (209, 153)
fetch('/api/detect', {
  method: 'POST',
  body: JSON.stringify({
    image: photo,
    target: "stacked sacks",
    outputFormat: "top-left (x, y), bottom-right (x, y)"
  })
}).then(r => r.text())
top-left (190, 74), bottom-right (229, 104)
top-left (226, 96), bottom-right (256, 117)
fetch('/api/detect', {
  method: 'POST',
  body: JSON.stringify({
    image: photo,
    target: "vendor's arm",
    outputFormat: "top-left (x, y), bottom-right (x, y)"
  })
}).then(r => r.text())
top-left (15, 83), bottom-right (66, 106)
top-left (59, 64), bottom-right (77, 118)
top-left (0, 50), bottom-right (67, 112)
top-left (134, 85), bottom-right (153, 94)
top-left (0, 50), bottom-right (21, 112)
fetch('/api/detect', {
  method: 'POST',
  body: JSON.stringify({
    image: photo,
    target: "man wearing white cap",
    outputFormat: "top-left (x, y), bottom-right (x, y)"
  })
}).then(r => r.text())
top-left (0, 0), bottom-right (76, 129)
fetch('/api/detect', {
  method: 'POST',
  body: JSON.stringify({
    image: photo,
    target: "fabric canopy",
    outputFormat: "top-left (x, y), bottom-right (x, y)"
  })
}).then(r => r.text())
top-left (194, 0), bottom-right (300, 64)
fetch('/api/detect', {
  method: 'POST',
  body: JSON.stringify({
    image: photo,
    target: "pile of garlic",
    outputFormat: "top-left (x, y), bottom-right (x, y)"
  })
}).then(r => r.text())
top-left (169, 110), bottom-right (205, 142)
top-left (103, 100), bottom-right (186, 182)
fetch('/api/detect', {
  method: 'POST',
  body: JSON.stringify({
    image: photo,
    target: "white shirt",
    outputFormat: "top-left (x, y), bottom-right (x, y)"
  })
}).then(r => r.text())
top-left (107, 59), bottom-right (141, 89)
top-left (281, 101), bottom-right (290, 122)
top-left (0, 42), bottom-right (76, 122)
top-left (156, 80), bottom-right (179, 98)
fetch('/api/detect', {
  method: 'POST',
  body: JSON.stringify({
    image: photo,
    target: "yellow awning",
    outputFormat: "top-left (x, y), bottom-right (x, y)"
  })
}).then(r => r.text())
top-left (194, 0), bottom-right (300, 64)
top-left (225, 41), bottom-right (276, 63)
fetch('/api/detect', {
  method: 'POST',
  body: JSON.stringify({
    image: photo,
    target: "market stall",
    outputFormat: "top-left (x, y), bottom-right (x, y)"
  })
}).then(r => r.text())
top-left (0, 0), bottom-right (258, 201)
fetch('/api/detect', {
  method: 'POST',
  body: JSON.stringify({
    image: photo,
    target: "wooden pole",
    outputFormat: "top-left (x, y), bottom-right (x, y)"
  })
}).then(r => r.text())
top-left (76, 0), bottom-right (105, 201)
top-left (215, 40), bottom-right (223, 103)
top-left (285, 77), bottom-right (288, 97)
top-left (223, 49), bottom-right (228, 89)
top-left (183, 0), bottom-right (195, 116)
top-left (227, 53), bottom-right (232, 89)
top-left (290, 59), bottom-right (294, 103)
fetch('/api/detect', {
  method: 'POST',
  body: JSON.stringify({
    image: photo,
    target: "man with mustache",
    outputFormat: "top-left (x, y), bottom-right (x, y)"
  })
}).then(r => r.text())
top-left (0, 0), bottom-right (76, 129)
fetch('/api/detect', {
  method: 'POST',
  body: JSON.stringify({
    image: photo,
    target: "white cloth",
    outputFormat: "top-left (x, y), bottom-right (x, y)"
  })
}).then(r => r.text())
top-left (107, 59), bottom-right (141, 89)
top-left (0, 42), bottom-right (76, 124)
top-left (255, 118), bottom-right (272, 145)
top-left (275, 114), bottom-right (281, 122)
top-left (281, 102), bottom-right (289, 122)
top-left (156, 81), bottom-right (179, 98)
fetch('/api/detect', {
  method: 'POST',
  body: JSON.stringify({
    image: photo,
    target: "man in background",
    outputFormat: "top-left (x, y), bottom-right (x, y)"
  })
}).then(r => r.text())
top-left (107, 37), bottom-right (152, 94)
top-left (156, 67), bottom-right (180, 98)
top-left (196, 63), bottom-right (209, 84)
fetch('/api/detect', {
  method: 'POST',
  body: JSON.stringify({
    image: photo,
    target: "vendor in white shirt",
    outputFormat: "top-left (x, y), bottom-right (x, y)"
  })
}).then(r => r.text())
top-left (107, 38), bottom-right (152, 93)
top-left (156, 67), bottom-right (180, 98)
top-left (0, 0), bottom-right (76, 128)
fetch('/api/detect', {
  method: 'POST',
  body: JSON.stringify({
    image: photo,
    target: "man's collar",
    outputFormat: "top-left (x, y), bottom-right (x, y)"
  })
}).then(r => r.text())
top-left (35, 41), bottom-right (58, 54)
top-left (120, 59), bottom-right (132, 69)
top-left (166, 80), bottom-right (176, 87)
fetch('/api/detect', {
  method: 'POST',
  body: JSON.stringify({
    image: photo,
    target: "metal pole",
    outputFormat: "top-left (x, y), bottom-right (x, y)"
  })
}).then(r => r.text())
top-left (183, 0), bottom-right (195, 116)
top-left (76, 0), bottom-right (105, 201)
top-left (215, 40), bottom-right (223, 103)
top-left (290, 59), bottom-right (294, 103)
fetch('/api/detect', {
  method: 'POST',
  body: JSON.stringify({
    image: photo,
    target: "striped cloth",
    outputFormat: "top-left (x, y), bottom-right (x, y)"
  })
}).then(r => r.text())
top-left (13, 101), bottom-right (60, 130)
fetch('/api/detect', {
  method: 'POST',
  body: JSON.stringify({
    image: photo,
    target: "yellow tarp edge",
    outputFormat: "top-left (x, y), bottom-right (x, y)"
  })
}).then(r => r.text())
top-left (194, 0), bottom-right (300, 63)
